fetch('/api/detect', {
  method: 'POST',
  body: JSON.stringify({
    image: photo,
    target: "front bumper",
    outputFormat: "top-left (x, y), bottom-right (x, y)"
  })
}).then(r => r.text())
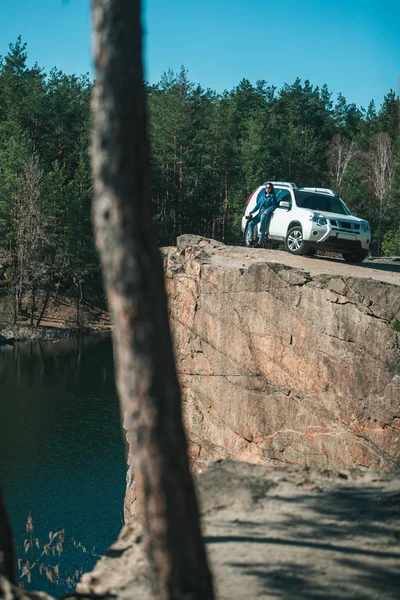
top-left (305, 221), bottom-right (370, 251)
top-left (308, 236), bottom-right (368, 254)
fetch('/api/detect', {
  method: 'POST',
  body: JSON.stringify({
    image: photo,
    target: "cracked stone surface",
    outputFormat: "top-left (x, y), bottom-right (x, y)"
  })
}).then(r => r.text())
top-left (156, 236), bottom-right (400, 483)
top-left (79, 461), bottom-right (400, 600)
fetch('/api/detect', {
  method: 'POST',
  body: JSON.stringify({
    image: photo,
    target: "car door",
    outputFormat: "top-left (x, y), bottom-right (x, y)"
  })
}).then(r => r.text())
top-left (269, 188), bottom-right (293, 240)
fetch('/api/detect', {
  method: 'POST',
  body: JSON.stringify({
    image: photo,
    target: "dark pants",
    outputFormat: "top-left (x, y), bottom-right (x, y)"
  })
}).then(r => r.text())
top-left (247, 214), bottom-right (260, 240)
top-left (259, 211), bottom-right (272, 241)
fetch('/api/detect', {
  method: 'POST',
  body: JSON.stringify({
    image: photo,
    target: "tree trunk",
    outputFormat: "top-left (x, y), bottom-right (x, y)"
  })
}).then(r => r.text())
top-left (30, 284), bottom-right (36, 327)
top-left (377, 200), bottom-right (383, 256)
top-left (91, 1), bottom-right (214, 599)
top-left (75, 276), bottom-right (83, 327)
top-left (36, 286), bottom-right (51, 328)
top-left (0, 484), bottom-right (15, 584)
top-left (13, 279), bottom-right (22, 326)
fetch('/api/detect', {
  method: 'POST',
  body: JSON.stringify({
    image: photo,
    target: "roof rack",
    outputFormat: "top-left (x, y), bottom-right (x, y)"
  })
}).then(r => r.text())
top-left (300, 187), bottom-right (338, 196)
top-left (263, 181), bottom-right (298, 189)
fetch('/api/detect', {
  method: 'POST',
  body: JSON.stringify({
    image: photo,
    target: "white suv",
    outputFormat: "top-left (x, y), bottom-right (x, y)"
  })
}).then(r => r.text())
top-left (241, 181), bottom-right (371, 263)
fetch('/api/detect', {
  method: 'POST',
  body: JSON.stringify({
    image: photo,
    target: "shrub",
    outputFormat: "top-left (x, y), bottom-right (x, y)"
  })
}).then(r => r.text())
top-left (382, 229), bottom-right (400, 256)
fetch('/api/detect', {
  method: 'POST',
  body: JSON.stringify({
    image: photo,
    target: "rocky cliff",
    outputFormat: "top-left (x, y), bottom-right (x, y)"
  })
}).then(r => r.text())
top-left (163, 236), bottom-right (400, 472)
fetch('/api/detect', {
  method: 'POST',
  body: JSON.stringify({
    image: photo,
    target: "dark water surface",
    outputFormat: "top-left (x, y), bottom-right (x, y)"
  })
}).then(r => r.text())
top-left (0, 336), bottom-right (127, 596)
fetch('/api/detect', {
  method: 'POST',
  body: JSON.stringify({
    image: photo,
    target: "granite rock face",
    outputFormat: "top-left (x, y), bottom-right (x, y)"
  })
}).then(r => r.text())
top-left (163, 236), bottom-right (400, 471)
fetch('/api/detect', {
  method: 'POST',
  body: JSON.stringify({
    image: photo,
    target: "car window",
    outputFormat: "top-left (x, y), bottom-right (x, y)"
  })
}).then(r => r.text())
top-left (276, 189), bottom-right (291, 203)
top-left (294, 191), bottom-right (350, 215)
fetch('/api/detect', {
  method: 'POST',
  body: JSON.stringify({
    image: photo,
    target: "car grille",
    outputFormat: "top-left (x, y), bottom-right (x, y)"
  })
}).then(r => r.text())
top-left (329, 219), bottom-right (360, 231)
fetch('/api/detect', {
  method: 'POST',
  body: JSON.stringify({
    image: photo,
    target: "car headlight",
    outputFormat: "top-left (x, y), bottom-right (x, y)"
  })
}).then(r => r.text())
top-left (361, 221), bottom-right (370, 232)
top-left (310, 212), bottom-right (327, 226)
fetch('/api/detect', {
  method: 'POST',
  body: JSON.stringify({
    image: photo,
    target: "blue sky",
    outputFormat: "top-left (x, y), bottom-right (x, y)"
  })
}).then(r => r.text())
top-left (1, 0), bottom-right (399, 110)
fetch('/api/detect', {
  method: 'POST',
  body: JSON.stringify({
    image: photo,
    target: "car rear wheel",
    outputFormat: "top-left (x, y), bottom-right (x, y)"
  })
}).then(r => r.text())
top-left (342, 251), bottom-right (367, 264)
top-left (285, 225), bottom-right (308, 255)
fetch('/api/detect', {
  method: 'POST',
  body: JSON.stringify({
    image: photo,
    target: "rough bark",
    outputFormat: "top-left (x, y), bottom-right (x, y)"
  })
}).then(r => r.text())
top-left (90, 1), bottom-right (214, 599)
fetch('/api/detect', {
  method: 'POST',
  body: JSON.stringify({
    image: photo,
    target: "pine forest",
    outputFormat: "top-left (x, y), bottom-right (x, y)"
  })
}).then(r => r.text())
top-left (0, 38), bottom-right (399, 317)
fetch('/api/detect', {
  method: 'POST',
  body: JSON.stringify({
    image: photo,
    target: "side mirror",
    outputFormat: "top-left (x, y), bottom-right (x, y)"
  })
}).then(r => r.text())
top-left (351, 211), bottom-right (358, 217)
top-left (279, 200), bottom-right (291, 209)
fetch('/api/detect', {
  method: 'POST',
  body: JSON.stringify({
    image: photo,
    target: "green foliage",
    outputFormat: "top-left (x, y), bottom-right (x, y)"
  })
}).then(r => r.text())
top-left (0, 125), bottom-right (33, 240)
top-left (0, 35), bottom-right (399, 307)
top-left (382, 229), bottom-right (400, 256)
top-left (0, 38), bottom-right (98, 317)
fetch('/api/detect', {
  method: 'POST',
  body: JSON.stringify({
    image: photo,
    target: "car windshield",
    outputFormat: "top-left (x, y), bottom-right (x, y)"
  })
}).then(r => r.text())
top-left (294, 191), bottom-right (351, 215)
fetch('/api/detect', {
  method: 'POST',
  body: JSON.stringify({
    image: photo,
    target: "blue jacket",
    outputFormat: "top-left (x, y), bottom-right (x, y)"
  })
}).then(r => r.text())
top-left (253, 192), bottom-right (278, 216)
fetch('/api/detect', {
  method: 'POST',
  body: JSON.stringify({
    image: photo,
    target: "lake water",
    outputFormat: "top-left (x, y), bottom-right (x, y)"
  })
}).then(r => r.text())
top-left (0, 336), bottom-right (127, 596)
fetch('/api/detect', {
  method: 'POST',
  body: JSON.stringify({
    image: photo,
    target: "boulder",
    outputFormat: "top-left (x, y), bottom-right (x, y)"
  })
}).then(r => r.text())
top-left (163, 237), bottom-right (400, 472)
top-left (0, 330), bottom-right (14, 345)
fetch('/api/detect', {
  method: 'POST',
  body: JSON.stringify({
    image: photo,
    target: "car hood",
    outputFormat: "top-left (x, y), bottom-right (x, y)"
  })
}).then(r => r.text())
top-left (309, 210), bottom-right (364, 223)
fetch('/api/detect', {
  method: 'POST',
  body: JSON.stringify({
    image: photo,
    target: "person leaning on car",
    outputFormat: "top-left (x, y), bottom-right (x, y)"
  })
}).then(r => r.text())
top-left (248, 183), bottom-right (278, 246)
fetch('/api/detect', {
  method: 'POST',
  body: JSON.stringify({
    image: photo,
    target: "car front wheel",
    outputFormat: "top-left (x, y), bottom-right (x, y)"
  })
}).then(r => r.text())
top-left (285, 225), bottom-right (308, 255)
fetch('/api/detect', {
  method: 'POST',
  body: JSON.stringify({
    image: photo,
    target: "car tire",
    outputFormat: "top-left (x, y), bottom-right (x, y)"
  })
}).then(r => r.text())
top-left (285, 225), bottom-right (308, 255)
top-left (244, 222), bottom-right (257, 247)
top-left (342, 251), bottom-right (367, 264)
